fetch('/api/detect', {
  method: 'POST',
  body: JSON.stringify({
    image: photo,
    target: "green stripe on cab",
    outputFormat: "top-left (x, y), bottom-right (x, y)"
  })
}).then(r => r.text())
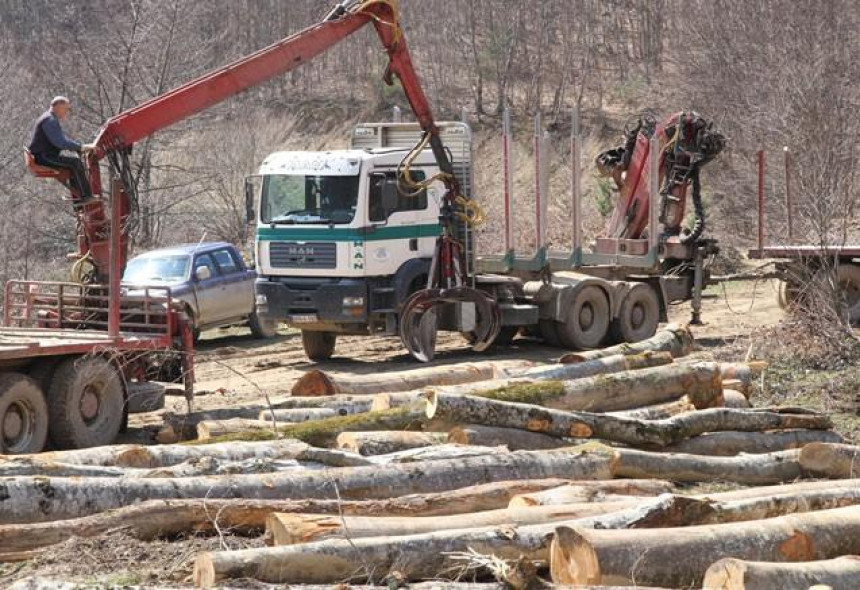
top-left (257, 224), bottom-right (441, 242)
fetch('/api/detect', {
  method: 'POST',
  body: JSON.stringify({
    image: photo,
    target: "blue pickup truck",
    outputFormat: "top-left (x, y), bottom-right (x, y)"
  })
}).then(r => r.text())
top-left (122, 242), bottom-right (276, 340)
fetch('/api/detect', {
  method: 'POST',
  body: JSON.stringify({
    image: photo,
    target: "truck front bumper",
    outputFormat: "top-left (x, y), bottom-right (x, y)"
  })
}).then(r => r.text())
top-left (255, 277), bottom-right (368, 327)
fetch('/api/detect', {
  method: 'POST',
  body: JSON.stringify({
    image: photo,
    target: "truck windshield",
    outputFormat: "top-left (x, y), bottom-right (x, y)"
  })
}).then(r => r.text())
top-left (262, 174), bottom-right (359, 225)
top-left (123, 254), bottom-right (190, 284)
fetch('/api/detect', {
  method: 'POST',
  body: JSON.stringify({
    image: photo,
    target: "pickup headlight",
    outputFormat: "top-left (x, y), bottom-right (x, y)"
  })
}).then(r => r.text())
top-left (342, 296), bottom-right (365, 307)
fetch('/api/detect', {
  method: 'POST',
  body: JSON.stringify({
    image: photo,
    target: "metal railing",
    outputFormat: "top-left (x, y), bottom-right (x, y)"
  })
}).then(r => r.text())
top-left (2, 280), bottom-right (175, 336)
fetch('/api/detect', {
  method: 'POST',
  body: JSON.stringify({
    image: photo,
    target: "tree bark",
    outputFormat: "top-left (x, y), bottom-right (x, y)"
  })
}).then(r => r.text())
top-left (427, 392), bottom-right (831, 448)
top-left (799, 442), bottom-right (860, 478)
top-left (257, 408), bottom-right (338, 423)
top-left (336, 431), bottom-right (446, 455)
top-left (559, 324), bottom-right (694, 363)
top-left (549, 505), bottom-right (860, 588)
top-left (508, 479), bottom-right (675, 507)
top-left (723, 388), bottom-right (751, 408)
top-left (2, 445), bottom-right (141, 466)
top-left (662, 429), bottom-right (843, 456)
top-left (718, 361), bottom-right (767, 398)
top-left (509, 351), bottom-right (673, 380)
top-left (192, 494), bottom-right (705, 587)
top-left (116, 438), bottom-right (310, 468)
top-left (607, 396), bottom-right (696, 420)
top-left (292, 360), bottom-right (533, 396)
top-left (702, 556), bottom-right (860, 590)
top-left (0, 449), bottom-right (614, 524)
top-left (0, 479), bottom-right (572, 556)
top-left (196, 418), bottom-right (289, 441)
top-left (448, 424), bottom-right (567, 450)
top-left (372, 444), bottom-right (507, 464)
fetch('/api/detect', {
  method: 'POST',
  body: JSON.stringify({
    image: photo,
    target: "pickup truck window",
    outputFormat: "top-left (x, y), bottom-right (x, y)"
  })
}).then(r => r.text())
top-left (123, 254), bottom-right (190, 284)
top-left (194, 253), bottom-right (219, 279)
top-left (212, 248), bottom-right (240, 274)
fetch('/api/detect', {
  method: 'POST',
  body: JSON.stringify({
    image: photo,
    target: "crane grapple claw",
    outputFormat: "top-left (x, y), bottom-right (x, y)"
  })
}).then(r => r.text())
top-left (399, 286), bottom-right (501, 363)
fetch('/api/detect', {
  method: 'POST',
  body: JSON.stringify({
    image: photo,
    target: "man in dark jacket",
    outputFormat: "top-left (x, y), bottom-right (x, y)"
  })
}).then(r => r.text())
top-left (27, 96), bottom-right (95, 201)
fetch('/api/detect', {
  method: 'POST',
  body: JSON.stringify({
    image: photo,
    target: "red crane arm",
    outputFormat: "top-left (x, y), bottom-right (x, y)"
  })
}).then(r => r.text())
top-left (92, 1), bottom-right (438, 159)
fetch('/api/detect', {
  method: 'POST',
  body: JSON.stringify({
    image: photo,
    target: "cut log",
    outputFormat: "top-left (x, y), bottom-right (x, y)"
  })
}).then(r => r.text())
top-left (0, 461), bottom-right (135, 478)
top-left (292, 359), bottom-right (533, 396)
top-left (267, 501), bottom-right (636, 545)
top-left (702, 556), bottom-right (860, 590)
top-left (0, 444), bottom-right (141, 466)
top-left (336, 431), bottom-right (446, 455)
top-left (799, 442), bottom-right (860, 478)
top-left (662, 429), bottom-right (843, 456)
top-left (0, 449), bottom-right (613, 524)
top-left (549, 505), bottom-right (860, 588)
top-left (257, 408), bottom-right (337, 423)
top-left (192, 494), bottom-right (706, 586)
top-left (448, 424), bottom-right (567, 450)
top-left (116, 438), bottom-right (310, 468)
top-left (509, 351), bottom-right (673, 380)
top-left (560, 324), bottom-right (694, 363)
top-left (718, 361), bottom-right (767, 398)
top-left (723, 388), bottom-right (751, 408)
top-left (607, 396), bottom-right (696, 420)
top-left (0, 479), bottom-right (576, 555)
top-left (612, 447), bottom-right (804, 484)
top-left (372, 443), bottom-right (507, 463)
top-left (196, 418), bottom-right (287, 440)
top-left (427, 392), bottom-right (831, 448)
top-left (197, 406), bottom-right (426, 446)
top-left (508, 479), bottom-right (675, 507)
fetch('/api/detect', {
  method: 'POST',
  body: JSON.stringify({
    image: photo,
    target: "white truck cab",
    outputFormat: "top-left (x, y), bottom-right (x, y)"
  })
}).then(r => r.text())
top-left (254, 122), bottom-right (474, 359)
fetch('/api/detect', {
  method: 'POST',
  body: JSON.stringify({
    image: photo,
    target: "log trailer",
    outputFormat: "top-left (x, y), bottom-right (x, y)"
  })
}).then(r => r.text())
top-left (254, 111), bottom-right (726, 362)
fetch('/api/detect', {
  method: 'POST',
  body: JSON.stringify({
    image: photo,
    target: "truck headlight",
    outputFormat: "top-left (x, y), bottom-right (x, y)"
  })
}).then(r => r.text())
top-left (342, 296), bottom-right (364, 307)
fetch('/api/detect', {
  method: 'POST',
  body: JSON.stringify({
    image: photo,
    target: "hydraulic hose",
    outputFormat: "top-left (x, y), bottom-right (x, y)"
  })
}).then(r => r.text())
top-left (681, 169), bottom-right (705, 244)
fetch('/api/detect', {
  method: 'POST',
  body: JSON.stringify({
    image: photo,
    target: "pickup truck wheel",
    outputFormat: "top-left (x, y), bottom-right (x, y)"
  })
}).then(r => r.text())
top-left (249, 310), bottom-right (278, 339)
top-left (47, 356), bottom-right (124, 449)
top-left (614, 283), bottom-right (660, 343)
top-left (302, 331), bottom-right (336, 362)
top-left (0, 373), bottom-right (48, 454)
top-left (558, 285), bottom-right (610, 350)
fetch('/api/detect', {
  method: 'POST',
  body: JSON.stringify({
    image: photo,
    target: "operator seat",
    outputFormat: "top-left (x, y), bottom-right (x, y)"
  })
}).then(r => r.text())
top-left (24, 148), bottom-right (72, 182)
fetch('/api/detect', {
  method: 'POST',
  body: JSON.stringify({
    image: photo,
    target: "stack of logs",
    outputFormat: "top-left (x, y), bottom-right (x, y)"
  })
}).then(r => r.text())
top-left (2, 324), bottom-right (859, 589)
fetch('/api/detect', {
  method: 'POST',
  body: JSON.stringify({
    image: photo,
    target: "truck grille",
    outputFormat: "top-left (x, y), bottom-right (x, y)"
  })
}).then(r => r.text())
top-left (269, 242), bottom-right (336, 269)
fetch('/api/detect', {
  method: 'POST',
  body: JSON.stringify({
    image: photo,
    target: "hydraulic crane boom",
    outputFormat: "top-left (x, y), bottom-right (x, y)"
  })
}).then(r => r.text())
top-left (30, 0), bottom-right (499, 359)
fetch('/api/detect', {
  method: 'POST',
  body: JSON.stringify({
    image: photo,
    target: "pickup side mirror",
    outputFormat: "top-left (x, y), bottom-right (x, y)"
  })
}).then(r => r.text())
top-left (244, 176), bottom-right (257, 224)
top-left (194, 265), bottom-right (211, 281)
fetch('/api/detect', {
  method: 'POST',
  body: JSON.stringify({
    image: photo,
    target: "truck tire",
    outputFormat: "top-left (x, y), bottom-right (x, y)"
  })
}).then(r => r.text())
top-left (0, 373), bottom-right (48, 454)
top-left (249, 310), bottom-right (278, 339)
top-left (613, 283), bottom-right (660, 343)
top-left (837, 263), bottom-right (860, 324)
top-left (46, 356), bottom-right (124, 449)
top-left (302, 331), bottom-right (337, 362)
top-left (557, 285), bottom-right (610, 350)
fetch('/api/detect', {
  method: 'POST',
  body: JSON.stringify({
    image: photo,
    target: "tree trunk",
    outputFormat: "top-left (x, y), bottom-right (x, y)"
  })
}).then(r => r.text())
top-left (0, 479), bottom-right (572, 556)
top-left (336, 431), bottom-right (446, 455)
top-left (448, 424), bottom-right (567, 450)
top-left (115, 439), bottom-right (310, 468)
top-left (192, 494), bottom-right (705, 587)
top-left (508, 479), bottom-right (675, 507)
top-left (267, 501), bottom-right (635, 545)
top-left (465, 362), bottom-right (724, 412)
top-left (612, 447), bottom-right (804, 484)
top-left (0, 449), bottom-right (614, 524)
top-left (702, 556), bottom-right (860, 590)
top-left (292, 360), bottom-right (533, 396)
top-left (427, 392), bottom-right (831, 448)
top-left (559, 324), bottom-right (693, 363)
top-left (607, 396), bottom-right (696, 420)
top-left (662, 429), bottom-right (843, 456)
top-left (799, 442), bottom-right (860, 478)
top-left (549, 505), bottom-right (860, 588)
top-left (510, 351), bottom-right (673, 380)
top-left (257, 408), bottom-right (338, 423)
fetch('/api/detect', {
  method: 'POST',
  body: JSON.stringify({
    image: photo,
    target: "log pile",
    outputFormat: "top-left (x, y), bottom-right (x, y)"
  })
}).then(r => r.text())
top-left (2, 325), bottom-right (857, 589)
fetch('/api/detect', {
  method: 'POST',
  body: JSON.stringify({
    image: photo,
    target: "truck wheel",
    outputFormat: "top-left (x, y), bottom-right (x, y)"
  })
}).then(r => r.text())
top-left (614, 283), bottom-right (660, 343)
top-left (837, 263), bottom-right (860, 324)
top-left (0, 373), bottom-right (48, 454)
top-left (46, 356), bottom-right (124, 449)
top-left (558, 285), bottom-right (610, 350)
top-left (249, 310), bottom-right (278, 339)
top-left (302, 331), bottom-right (337, 362)
top-left (539, 319), bottom-right (563, 347)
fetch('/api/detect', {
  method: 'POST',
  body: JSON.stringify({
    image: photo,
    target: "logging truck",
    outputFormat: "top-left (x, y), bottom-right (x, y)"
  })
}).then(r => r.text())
top-left (253, 113), bottom-right (727, 362)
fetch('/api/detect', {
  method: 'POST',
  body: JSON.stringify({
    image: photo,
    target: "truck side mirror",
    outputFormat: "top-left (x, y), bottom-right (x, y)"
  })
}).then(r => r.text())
top-left (195, 266), bottom-right (211, 281)
top-left (244, 176), bottom-right (256, 224)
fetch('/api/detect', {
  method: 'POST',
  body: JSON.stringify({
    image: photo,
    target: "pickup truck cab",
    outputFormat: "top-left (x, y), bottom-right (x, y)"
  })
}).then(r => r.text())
top-left (123, 242), bottom-right (276, 340)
